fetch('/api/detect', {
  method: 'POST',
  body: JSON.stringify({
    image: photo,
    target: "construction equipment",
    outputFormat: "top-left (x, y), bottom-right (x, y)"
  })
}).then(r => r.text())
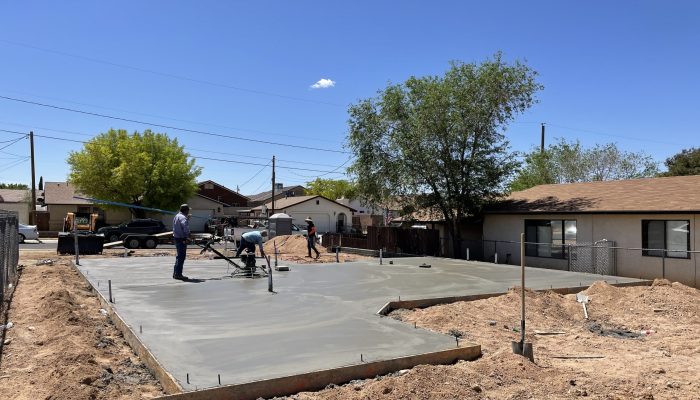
top-left (197, 236), bottom-right (268, 278)
top-left (57, 212), bottom-right (103, 255)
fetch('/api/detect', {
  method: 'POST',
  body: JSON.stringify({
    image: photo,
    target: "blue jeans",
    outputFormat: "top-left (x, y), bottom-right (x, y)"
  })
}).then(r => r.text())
top-left (235, 238), bottom-right (255, 257)
top-left (174, 238), bottom-right (187, 276)
top-left (307, 236), bottom-right (319, 256)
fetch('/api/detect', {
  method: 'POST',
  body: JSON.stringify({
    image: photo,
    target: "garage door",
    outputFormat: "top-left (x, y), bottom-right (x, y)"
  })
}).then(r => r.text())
top-left (290, 213), bottom-right (331, 233)
top-left (189, 209), bottom-right (213, 232)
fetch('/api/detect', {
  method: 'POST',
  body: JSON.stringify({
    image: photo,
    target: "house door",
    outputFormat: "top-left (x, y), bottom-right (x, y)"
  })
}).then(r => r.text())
top-left (337, 213), bottom-right (346, 233)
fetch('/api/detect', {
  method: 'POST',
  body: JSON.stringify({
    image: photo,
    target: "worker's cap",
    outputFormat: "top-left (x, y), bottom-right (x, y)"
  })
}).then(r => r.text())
top-left (304, 217), bottom-right (313, 222)
top-left (180, 204), bottom-right (190, 212)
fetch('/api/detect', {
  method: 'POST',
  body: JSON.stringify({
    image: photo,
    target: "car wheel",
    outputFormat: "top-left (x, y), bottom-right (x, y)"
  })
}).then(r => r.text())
top-left (125, 237), bottom-right (141, 249)
top-left (143, 238), bottom-right (157, 249)
top-left (19, 233), bottom-right (25, 243)
top-left (108, 233), bottom-right (120, 243)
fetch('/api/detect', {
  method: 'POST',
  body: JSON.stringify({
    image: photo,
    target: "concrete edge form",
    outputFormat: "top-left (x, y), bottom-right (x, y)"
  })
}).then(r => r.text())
top-left (377, 280), bottom-right (653, 315)
top-left (71, 263), bottom-right (183, 395)
top-left (155, 346), bottom-right (481, 400)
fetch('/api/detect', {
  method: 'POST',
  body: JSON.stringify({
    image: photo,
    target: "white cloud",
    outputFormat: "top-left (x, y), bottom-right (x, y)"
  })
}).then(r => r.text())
top-left (310, 78), bottom-right (336, 89)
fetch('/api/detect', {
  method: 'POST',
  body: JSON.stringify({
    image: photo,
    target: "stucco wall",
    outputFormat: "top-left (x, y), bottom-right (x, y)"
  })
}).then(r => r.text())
top-left (0, 203), bottom-right (30, 224)
top-left (483, 213), bottom-right (699, 287)
top-left (46, 205), bottom-right (132, 231)
top-left (278, 198), bottom-right (353, 233)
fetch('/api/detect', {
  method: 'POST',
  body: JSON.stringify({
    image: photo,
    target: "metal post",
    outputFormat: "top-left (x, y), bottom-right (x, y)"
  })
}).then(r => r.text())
top-left (494, 241), bottom-right (498, 264)
top-left (379, 248), bottom-right (383, 265)
top-left (267, 256), bottom-right (273, 293)
top-left (274, 241), bottom-right (278, 267)
top-left (466, 247), bottom-right (470, 261)
top-left (108, 279), bottom-right (113, 303)
top-left (29, 131), bottom-right (36, 225)
top-left (540, 123), bottom-right (545, 153)
top-left (270, 156), bottom-right (276, 216)
top-left (662, 250), bottom-right (666, 279)
top-left (335, 246), bottom-right (339, 263)
top-left (520, 233), bottom-right (525, 345)
top-left (73, 222), bottom-right (80, 266)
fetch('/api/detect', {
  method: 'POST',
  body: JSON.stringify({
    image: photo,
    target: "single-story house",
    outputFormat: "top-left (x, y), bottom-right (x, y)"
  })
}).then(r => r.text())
top-left (197, 180), bottom-right (250, 208)
top-left (483, 175), bottom-right (700, 287)
top-left (247, 184), bottom-right (306, 208)
top-left (42, 182), bottom-right (132, 231)
top-left (0, 189), bottom-right (31, 224)
top-left (251, 195), bottom-right (355, 233)
top-left (43, 182), bottom-right (227, 232)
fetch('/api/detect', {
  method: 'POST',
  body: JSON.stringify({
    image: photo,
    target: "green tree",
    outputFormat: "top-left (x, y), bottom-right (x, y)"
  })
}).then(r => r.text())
top-left (661, 147), bottom-right (700, 176)
top-left (347, 53), bottom-right (542, 257)
top-left (305, 178), bottom-right (356, 200)
top-left (67, 129), bottom-right (201, 217)
top-left (0, 183), bottom-right (29, 189)
top-left (510, 138), bottom-right (659, 191)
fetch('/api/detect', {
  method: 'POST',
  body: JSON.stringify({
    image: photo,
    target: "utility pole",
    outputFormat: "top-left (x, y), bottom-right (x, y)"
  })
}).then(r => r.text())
top-left (540, 123), bottom-right (545, 153)
top-left (29, 131), bottom-right (36, 225)
top-left (270, 155), bottom-right (276, 216)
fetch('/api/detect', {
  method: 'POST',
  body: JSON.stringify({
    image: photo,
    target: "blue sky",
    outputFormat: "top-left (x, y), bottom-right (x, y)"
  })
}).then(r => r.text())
top-left (1, 1), bottom-right (698, 194)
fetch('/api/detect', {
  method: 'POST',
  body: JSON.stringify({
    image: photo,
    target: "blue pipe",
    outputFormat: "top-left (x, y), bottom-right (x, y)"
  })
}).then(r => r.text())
top-left (72, 196), bottom-right (208, 219)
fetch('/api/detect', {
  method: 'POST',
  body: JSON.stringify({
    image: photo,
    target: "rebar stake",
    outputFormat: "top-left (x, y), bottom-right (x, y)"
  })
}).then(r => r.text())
top-left (108, 280), bottom-right (113, 303)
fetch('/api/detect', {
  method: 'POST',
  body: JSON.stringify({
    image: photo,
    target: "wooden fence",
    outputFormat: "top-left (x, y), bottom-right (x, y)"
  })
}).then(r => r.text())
top-left (324, 226), bottom-right (440, 256)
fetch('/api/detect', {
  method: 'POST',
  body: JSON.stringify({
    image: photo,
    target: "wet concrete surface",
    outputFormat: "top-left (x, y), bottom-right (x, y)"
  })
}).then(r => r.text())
top-left (77, 257), bottom-right (642, 390)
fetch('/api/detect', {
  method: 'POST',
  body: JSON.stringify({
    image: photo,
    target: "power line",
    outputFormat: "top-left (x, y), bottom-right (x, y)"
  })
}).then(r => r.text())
top-left (30, 133), bottom-right (347, 174)
top-left (2, 121), bottom-right (349, 167)
top-left (239, 161), bottom-right (271, 188)
top-left (0, 39), bottom-right (344, 108)
top-left (0, 135), bottom-right (27, 151)
top-left (0, 91), bottom-right (344, 144)
top-left (0, 95), bottom-right (350, 154)
top-left (545, 123), bottom-right (689, 147)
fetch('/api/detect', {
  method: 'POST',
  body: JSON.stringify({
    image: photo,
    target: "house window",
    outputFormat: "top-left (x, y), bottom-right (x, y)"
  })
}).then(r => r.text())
top-left (525, 220), bottom-right (577, 259)
top-left (642, 220), bottom-right (690, 259)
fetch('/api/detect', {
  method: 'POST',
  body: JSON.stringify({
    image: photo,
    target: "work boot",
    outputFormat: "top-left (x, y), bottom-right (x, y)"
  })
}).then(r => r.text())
top-left (315, 253), bottom-right (321, 260)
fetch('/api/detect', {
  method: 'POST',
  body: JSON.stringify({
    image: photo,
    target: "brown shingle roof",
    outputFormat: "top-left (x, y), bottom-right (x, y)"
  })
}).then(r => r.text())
top-left (0, 189), bottom-right (29, 203)
top-left (248, 185), bottom-right (305, 202)
top-left (488, 175), bottom-right (700, 214)
top-left (43, 182), bottom-right (92, 205)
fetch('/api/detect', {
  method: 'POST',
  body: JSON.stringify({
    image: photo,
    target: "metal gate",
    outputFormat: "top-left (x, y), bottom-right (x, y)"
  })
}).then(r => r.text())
top-left (569, 240), bottom-right (616, 275)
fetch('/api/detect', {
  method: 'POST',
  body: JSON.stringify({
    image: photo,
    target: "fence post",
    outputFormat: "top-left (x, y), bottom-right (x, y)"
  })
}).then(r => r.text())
top-left (567, 244), bottom-right (571, 271)
top-left (466, 247), bottom-right (470, 261)
top-left (662, 250), bottom-right (666, 279)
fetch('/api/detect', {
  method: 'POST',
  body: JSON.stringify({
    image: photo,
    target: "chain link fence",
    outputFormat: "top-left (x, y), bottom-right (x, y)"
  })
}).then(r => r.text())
top-left (1, 210), bottom-right (20, 315)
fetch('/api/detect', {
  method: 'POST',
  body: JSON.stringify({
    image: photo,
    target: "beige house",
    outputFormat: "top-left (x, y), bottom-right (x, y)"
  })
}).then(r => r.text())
top-left (483, 175), bottom-right (700, 288)
top-left (251, 195), bottom-right (355, 233)
top-left (0, 189), bottom-right (31, 224)
top-left (43, 182), bottom-right (227, 232)
top-left (42, 182), bottom-right (131, 231)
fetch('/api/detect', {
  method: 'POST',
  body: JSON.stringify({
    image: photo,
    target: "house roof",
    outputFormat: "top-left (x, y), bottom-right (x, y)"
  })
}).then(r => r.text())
top-left (247, 185), bottom-right (305, 202)
top-left (195, 193), bottom-right (229, 206)
top-left (487, 175), bottom-right (700, 214)
top-left (197, 180), bottom-right (250, 200)
top-left (43, 182), bottom-right (92, 205)
top-left (0, 189), bottom-right (29, 203)
top-left (251, 195), bottom-right (356, 212)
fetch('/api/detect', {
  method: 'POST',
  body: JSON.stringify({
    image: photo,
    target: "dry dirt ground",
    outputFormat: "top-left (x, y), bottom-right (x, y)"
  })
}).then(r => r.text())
top-left (291, 280), bottom-right (700, 400)
top-left (263, 235), bottom-right (369, 264)
top-left (4, 247), bottom-right (698, 400)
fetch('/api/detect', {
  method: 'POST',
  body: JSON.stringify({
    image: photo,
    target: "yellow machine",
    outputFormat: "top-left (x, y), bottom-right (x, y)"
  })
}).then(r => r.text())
top-left (63, 212), bottom-right (99, 233)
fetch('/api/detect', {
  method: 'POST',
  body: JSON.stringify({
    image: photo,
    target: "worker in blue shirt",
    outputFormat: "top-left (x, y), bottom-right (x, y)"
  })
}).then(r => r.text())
top-left (172, 204), bottom-right (191, 280)
top-left (236, 230), bottom-right (267, 258)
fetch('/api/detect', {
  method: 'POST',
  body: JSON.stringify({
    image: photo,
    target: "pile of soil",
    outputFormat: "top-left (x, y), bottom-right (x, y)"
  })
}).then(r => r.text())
top-left (294, 280), bottom-right (700, 399)
top-left (263, 235), bottom-right (368, 264)
top-left (0, 256), bottom-right (163, 399)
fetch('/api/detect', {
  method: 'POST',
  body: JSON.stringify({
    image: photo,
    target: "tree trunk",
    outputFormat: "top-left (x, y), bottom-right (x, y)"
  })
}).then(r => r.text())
top-left (445, 217), bottom-right (462, 259)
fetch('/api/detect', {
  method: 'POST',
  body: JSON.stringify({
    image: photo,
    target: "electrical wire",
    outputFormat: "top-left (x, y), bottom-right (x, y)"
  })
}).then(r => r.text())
top-left (30, 133), bottom-right (347, 174)
top-left (239, 161), bottom-right (271, 188)
top-left (0, 91), bottom-right (344, 144)
top-left (0, 95), bottom-right (351, 154)
top-left (0, 135), bottom-right (27, 151)
top-left (0, 39), bottom-right (344, 108)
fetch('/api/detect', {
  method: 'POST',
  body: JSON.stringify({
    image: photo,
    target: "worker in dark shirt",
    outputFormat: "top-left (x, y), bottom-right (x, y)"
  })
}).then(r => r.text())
top-left (305, 217), bottom-right (321, 259)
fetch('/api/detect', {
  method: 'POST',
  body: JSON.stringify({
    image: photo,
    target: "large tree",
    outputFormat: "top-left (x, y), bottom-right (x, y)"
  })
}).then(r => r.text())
top-left (510, 138), bottom-right (659, 191)
top-left (305, 178), bottom-right (356, 200)
top-left (67, 129), bottom-right (201, 217)
top-left (661, 147), bottom-right (700, 176)
top-left (347, 53), bottom-right (542, 257)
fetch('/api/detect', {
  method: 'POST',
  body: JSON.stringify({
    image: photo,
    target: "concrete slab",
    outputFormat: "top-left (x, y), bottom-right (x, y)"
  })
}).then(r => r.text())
top-left (77, 257), bottom-right (642, 394)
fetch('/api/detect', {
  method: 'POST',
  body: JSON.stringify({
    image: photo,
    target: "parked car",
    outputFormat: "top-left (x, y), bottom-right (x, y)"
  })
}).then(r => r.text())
top-left (97, 218), bottom-right (167, 243)
top-left (18, 223), bottom-right (39, 243)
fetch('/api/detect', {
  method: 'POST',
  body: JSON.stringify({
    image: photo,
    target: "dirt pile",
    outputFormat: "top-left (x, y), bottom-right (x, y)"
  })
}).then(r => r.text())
top-left (295, 281), bottom-right (700, 399)
top-left (0, 257), bottom-right (163, 399)
top-left (263, 235), bottom-right (369, 264)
